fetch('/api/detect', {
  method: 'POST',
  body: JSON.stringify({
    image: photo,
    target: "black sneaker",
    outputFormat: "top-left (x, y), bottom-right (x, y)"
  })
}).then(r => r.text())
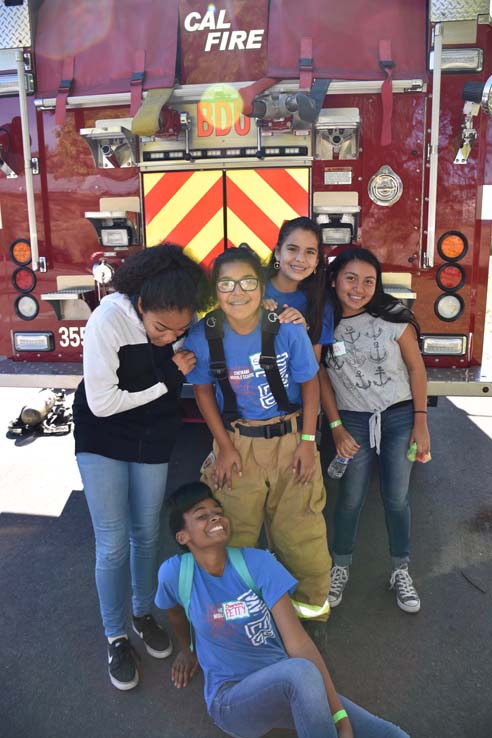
top-left (132, 614), bottom-right (173, 659)
top-left (389, 565), bottom-right (421, 613)
top-left (107, 637), bottom-right (139, 690)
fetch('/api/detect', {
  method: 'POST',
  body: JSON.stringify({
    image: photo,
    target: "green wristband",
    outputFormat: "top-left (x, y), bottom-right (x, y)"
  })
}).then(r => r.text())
top-left (332, 709), bottom-right (348, 724)
top-left (329, 419), bottom-right (343, 430)
top-left (300, 433), bottom-right (316, 442)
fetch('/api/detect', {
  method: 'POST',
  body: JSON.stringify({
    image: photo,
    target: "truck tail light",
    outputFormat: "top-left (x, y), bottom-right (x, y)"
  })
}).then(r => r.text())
top-left (434, 293), bottom-right (464, 322)
top-left (437, 231), bottom-right (467, 261)
top-left (436, 264), bottom-right (465, 292)
top-left (10, 239), bottom-right (32, 265)
top-left (15, 294), bottom-right (39, 320)
top-left (13, 332), bottom-right (54, 352)
top-left (420, 335), bottom-right (467, 356)
top-left (12, 266), bottom-right (36, 293)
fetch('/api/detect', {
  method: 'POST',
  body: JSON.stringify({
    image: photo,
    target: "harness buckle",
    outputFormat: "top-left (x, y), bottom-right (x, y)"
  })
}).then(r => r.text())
top-left (264, 419), bottom-right (290, 439)
top-left (259, 354), bottom-right (276, 372)
top-left (210, 361), bottom-right (227, 379)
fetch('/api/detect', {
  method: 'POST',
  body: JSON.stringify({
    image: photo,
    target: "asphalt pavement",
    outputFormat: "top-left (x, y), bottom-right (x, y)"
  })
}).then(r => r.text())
top-left (1, 394), bottom-right (492, 738)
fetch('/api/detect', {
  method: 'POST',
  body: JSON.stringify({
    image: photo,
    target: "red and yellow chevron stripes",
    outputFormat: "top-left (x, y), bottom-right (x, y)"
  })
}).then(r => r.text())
top-left (143, 167), bottom-right (309, 267)
top-left (225, 169), bottom-right (309, 261)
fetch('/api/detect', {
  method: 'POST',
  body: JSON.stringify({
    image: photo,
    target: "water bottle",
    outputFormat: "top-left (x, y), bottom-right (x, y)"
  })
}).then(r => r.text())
top-left (327, 455), bottom-right (351, 479)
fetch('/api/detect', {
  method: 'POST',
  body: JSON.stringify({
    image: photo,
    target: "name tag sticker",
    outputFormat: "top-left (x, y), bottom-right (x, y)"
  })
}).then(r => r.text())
top-left (222, 600), bottom-right (249, 620)
top-left (332, 340), bottom-right (347, 357)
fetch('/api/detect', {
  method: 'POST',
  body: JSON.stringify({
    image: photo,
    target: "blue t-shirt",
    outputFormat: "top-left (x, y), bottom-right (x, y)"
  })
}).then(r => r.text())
top-left (183, 316), bottom-right (319, 420)
top-left (264, 280), bottom-right (334, 346)
top-left (155, 548), bottom-right (297, 710)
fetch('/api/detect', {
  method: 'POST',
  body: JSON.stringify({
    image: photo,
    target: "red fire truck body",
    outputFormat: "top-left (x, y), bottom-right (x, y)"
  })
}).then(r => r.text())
top-left (0, 0), bottom-right (491, 396)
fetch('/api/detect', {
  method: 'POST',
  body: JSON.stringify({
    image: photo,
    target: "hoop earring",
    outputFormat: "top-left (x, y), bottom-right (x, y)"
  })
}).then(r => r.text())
top-left (274, 261), bottom-right (280, 270)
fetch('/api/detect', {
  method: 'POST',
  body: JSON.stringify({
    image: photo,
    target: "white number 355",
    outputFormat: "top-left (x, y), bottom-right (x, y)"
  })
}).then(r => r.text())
top-left (58, 326), bottom-right (86, 348)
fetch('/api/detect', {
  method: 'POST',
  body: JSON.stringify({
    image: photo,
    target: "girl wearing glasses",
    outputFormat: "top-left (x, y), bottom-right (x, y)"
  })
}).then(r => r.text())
top-left (265, 216), bottom-right (334, 359)
top-left (183, 247), bottom-right (332, 622)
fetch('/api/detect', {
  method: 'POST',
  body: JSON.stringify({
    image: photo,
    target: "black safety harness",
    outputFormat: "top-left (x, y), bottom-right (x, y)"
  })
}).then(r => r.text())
top-left (204, 309), bottom-right (301, 438)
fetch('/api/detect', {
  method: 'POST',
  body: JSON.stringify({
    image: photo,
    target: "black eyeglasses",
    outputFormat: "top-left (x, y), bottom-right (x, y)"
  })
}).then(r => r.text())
top-left (216, 277), bottom-right (260, 293)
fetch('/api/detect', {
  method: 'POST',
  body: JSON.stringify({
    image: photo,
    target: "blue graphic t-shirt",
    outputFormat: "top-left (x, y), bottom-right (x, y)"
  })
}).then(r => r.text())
top-left (155, 548), bottom-right (297, 710)
top-left (183, 315), bottom-right (319, 420)
top-left (265, 280), bottom-right (334, 346)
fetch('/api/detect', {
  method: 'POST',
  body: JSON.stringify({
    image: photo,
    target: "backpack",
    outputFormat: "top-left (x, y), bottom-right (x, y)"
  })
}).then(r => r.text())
top-left (177, 547), bottom-right (260, 651)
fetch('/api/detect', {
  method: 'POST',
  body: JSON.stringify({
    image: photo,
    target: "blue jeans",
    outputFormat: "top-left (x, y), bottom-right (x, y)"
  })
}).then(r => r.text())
top-left (210, 658), bottom-right (409, 738)
top-left (77, 452), bottom-right (168, 638)
top-left (333, 404), bottom-right (414, 569)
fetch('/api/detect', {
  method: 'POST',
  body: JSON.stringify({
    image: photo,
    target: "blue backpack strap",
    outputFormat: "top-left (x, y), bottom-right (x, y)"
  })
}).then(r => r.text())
top-left (226, 547), bottom-right (260, 596)
top-left (178, 552), bottom-right (194, 620)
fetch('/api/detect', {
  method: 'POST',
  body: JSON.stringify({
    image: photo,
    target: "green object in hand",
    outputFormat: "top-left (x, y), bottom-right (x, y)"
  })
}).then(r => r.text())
top-left (407, 441), bottom-right (431, 463)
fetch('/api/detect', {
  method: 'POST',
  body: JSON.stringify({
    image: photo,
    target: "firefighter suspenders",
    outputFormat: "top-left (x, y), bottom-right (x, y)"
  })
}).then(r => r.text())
top-left (204, 309), bottom-right (298, 422)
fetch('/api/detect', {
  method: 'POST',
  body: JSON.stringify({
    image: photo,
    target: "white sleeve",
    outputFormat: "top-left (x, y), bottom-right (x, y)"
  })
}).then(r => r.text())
top-left (83, 306), bottom-right (168, 417)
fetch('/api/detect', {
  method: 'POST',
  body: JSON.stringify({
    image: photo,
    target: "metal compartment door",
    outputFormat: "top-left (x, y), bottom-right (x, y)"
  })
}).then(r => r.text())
top-left (143, 170), bottom-right (225, 267)
top-left (143, 167), bottom-right (309, 267)
top-left (225, 168), bottom-right (309, 260)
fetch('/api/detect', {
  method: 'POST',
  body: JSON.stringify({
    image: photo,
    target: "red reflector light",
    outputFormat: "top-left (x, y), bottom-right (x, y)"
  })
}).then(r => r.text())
top-left (436, 263), bottom-right (465, 292)
top-left (10, 239), bottom-right (32, 265)
top-left (12, 266), bottom-right (36, 293)
top-left (437, 231), bottom-right (467, 261)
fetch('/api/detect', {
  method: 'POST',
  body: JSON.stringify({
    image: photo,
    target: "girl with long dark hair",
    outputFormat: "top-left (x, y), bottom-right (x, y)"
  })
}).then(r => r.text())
top-left (320, 247), bottom-right (430, 613)
top-left (265, 216), bottom-right (333, 355)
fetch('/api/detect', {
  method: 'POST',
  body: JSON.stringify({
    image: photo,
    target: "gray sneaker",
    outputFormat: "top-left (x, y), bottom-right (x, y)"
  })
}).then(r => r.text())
top-left (328, 565), bottom-right (350, 607)
top-left (389, 565), bottom-right (421, 613)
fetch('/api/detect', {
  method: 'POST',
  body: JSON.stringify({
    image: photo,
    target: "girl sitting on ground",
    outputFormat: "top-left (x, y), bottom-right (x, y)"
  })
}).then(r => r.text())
top-left (156, 481), bottom-right (410, 738)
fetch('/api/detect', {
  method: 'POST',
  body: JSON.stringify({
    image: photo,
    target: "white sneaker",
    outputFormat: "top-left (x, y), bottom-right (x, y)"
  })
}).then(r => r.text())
top-left (389, 565), bottom-right (421, 613)
top-left (328, 565), bottom-right (350, 607)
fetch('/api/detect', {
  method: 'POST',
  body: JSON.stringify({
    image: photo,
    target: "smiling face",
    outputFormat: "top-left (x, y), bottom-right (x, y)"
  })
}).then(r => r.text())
top-left (138, 300), bottom-right (193, 346)
top-left (333, 259), bottom-right (378, 317)
top-left (176, 497), bottom-right (230, 551)
top-left (215, 260), bottom-right (263, 329)
top-left (274, 227), bottom-right (319, 287)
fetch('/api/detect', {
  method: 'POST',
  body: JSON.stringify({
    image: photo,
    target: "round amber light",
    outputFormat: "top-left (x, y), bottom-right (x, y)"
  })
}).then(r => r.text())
top-left (12, 267), bottom-right (36, 293)
top-left (10, 239), bottom-right (32, 265)
top-left (436, 264), bottom-right (465, 292)
top-left (437, 232), bottom-right (468, 262)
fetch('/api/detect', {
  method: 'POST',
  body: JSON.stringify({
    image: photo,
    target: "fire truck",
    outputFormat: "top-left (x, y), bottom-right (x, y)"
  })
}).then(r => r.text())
top-left (0, 0), bottom-right (491, 398)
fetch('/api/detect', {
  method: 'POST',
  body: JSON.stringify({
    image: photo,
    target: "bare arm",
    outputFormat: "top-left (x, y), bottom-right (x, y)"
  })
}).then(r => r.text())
top-left (319, 368), bottom-right (360, 459)
top-left (193, 383), bottom-right (242, 489)
top-left (398, 326), bottom-right (431, 460)
top-left (292, 375), bottom-right (319, 484)
top-left (166, 605), bottom-right (199, 688)
top-left (272, 594), bottom-right (353, 737)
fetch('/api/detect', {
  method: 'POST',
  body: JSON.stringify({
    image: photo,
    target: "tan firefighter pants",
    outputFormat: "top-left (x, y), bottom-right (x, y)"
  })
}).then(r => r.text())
top-left (201, 412), bottom-right (332, 621)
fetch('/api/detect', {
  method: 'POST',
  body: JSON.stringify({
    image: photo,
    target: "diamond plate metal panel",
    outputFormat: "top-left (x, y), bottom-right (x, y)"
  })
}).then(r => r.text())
top-left (431, 0), bottom-right (490, 21)
top-left (0, 2), bottom-right (32, 50)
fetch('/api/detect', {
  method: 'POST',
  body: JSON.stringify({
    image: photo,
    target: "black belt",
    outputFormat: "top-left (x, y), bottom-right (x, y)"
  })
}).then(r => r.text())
top-left (225, 414), bottom-right (302, 439)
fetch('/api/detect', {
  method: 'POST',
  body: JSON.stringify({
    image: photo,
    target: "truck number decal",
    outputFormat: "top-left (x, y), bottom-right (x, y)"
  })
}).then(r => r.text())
top-left (58, 326), bottom-right (86, 348)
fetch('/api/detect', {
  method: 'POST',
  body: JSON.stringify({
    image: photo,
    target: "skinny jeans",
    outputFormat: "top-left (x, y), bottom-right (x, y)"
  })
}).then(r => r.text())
top-left (332, 403), bottom-right (414, 568)
top-left (77, 452), bottom-right (168, 638)
top-left (210, 658), bottom-right (409, 738)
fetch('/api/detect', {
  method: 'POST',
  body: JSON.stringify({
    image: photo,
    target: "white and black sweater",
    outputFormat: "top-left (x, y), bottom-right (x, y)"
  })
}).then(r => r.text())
top-left (73, 292), bottom-right (184, 463)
